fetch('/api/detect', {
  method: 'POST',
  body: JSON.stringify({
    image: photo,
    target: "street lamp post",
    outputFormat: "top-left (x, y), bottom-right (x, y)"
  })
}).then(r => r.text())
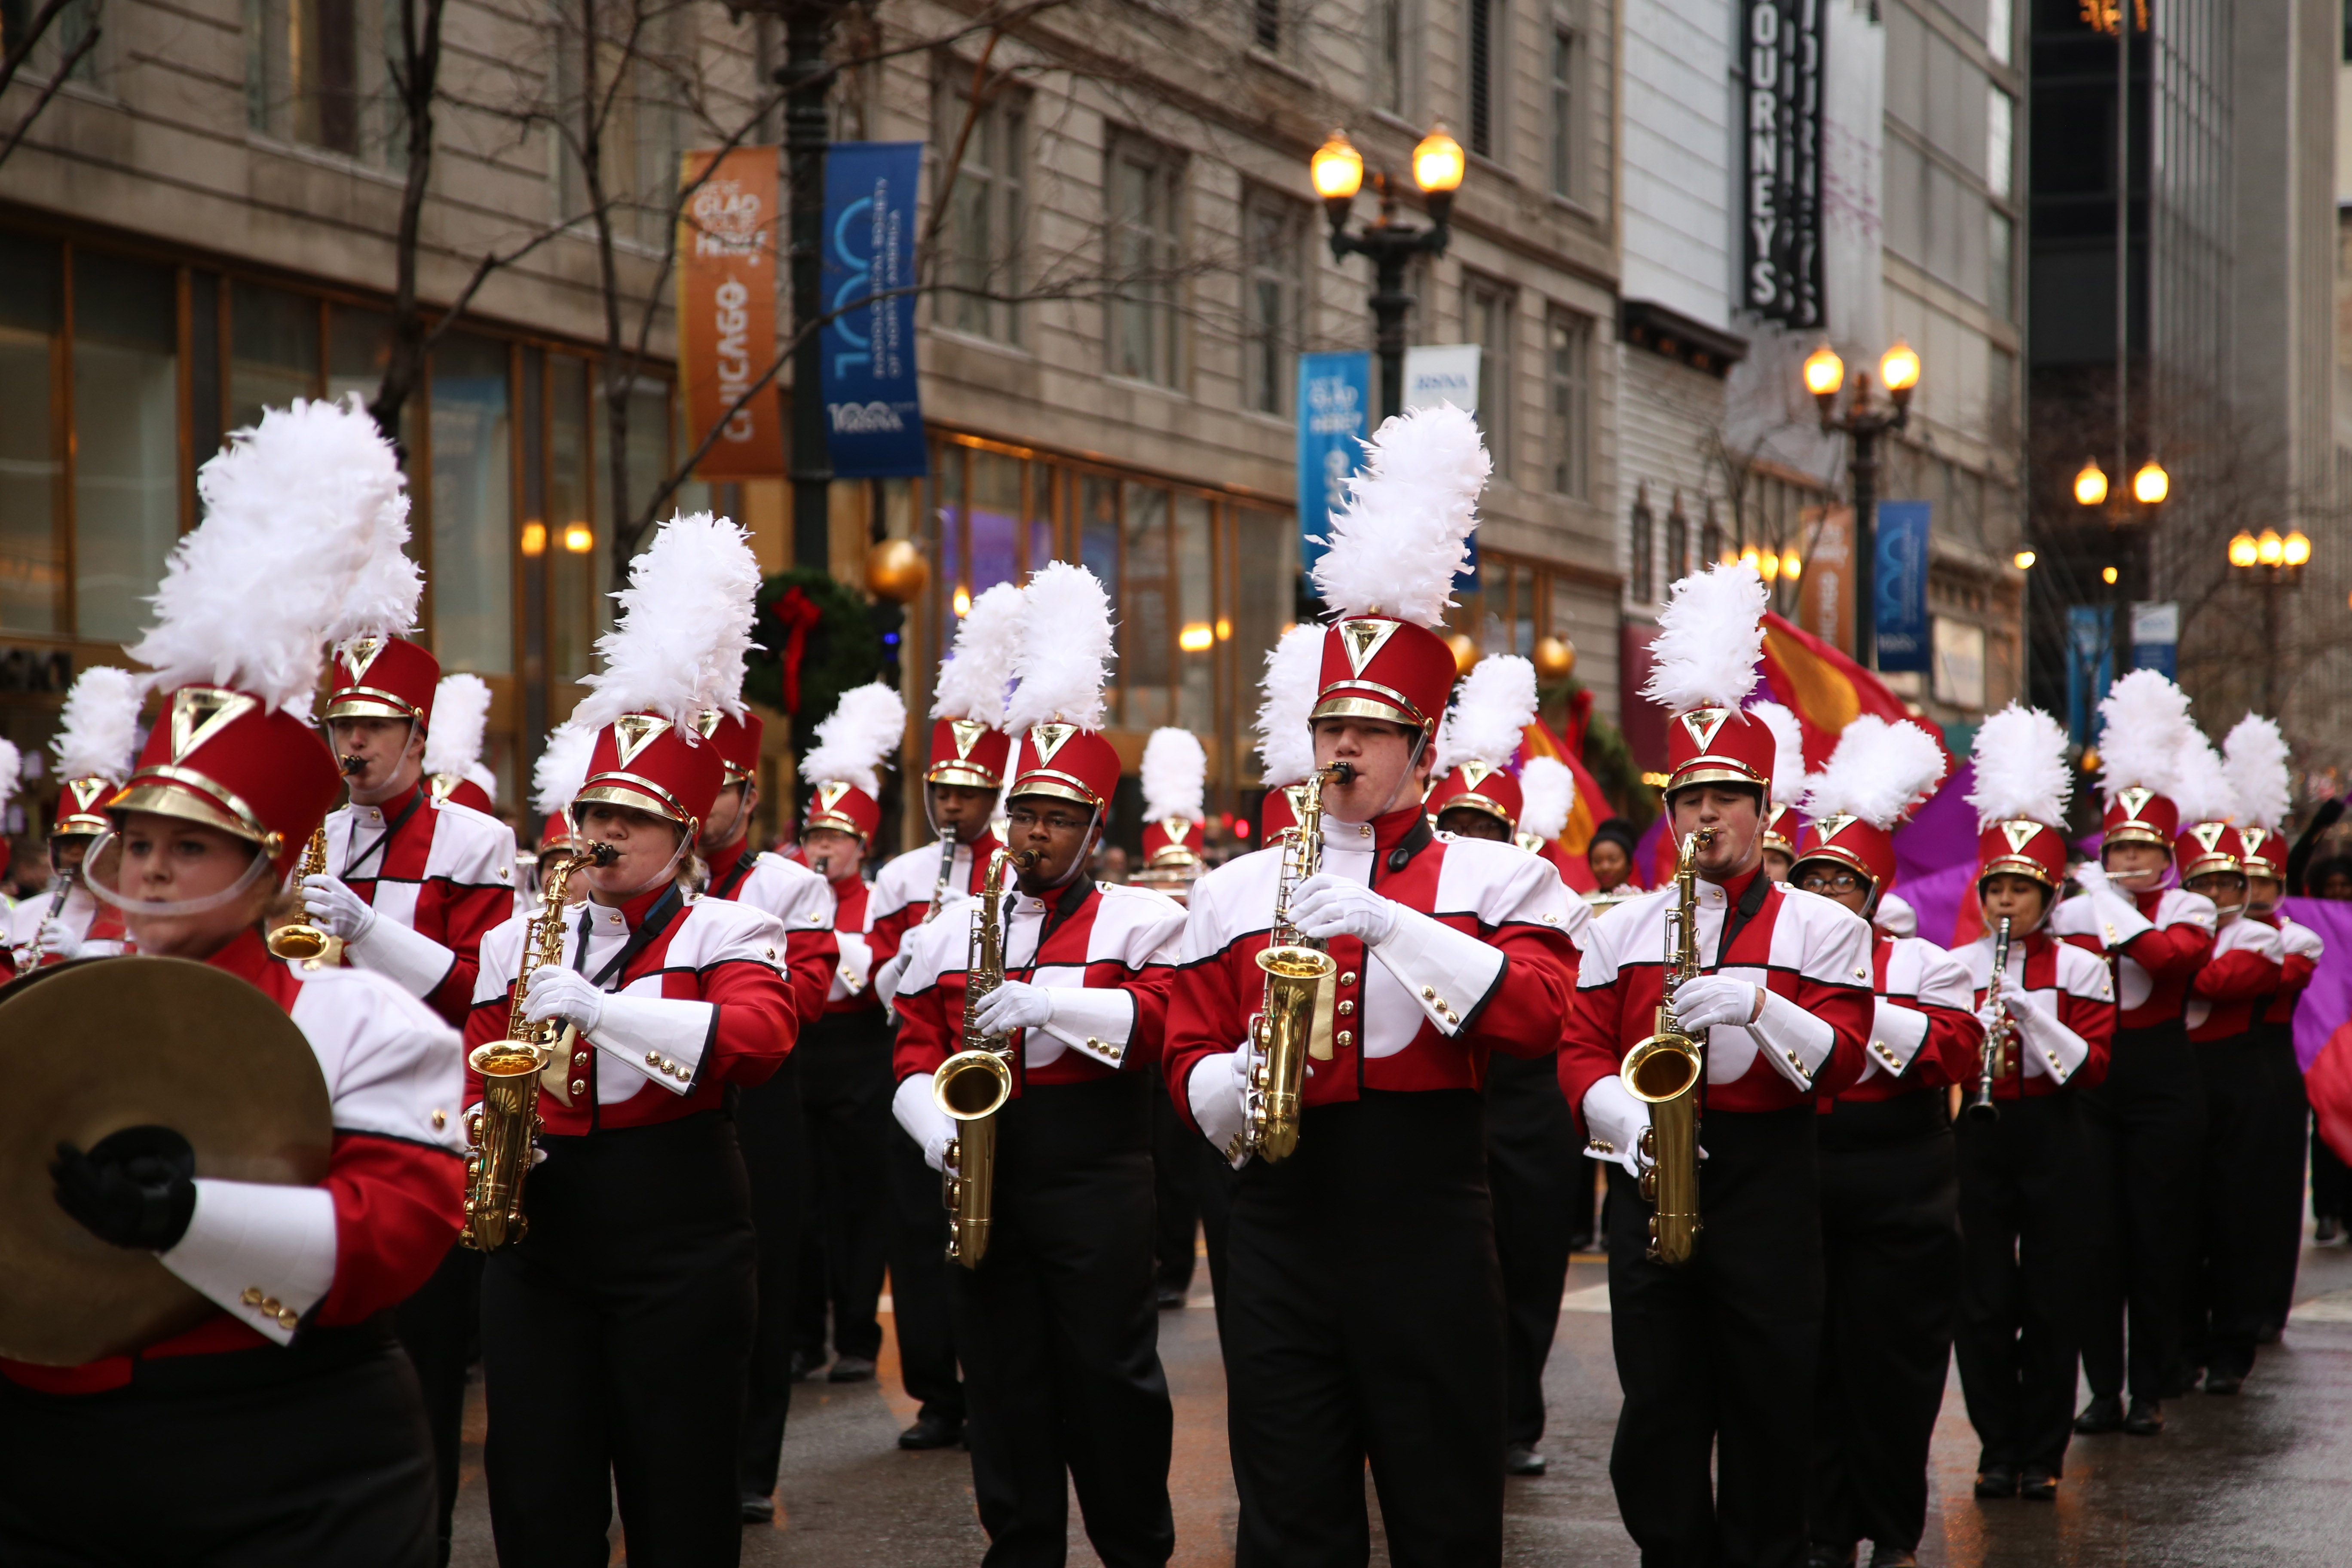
top-left (768, 0), bottom-right (851, 572)
top-left (2072, 453), bottom-right (2170, 684)
top-left (1310, 128), bottom-right (1464, 420)
top-left (1803, 340), bottom-right (1920, 669)
top-left (2227, 527), bottom-right (2310, 713)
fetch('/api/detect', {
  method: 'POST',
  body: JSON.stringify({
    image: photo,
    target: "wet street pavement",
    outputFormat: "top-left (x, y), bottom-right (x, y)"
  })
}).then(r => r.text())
top-left (449, 1239), bottom-right (2352, 1566)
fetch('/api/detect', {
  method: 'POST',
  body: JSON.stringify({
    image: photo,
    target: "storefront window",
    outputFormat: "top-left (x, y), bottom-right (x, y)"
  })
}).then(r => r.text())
top-left (230, 281), bottom-right (319, 433)
top-left (0, 234), bottom-right (62, 633)
top-left (1121, 483), bottom-right (1172, 728)
top-left (328, 306), bottom-right (391, 409)
top-left (429, 332), bottom-right (512, 675)
top-left (548, 354), bottom-right (596, 683)
top-left (1232, 507), bottom-right (1295, 749)
top-left (1176, 491), bottom-right (1213, 732)
top-left (970, 448), bottom-right (1021, 592)
top-left (73, 251), bottom-right (181, 644)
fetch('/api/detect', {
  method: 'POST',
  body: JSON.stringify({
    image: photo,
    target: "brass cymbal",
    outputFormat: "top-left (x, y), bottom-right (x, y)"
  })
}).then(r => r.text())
top-left (0, 956), bottom-right (331, 1366)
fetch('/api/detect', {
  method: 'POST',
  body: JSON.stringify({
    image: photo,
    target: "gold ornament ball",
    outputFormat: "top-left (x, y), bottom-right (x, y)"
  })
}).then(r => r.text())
top-left (866, 539), bottom-right (929, 603)
top-left (1446, 633), bottom-right (1479, 677)
top-left (1532, 634), bottom-right (1576, 683)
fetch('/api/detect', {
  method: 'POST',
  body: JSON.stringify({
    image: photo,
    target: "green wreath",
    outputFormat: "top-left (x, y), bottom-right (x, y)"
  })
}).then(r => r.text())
top-left (745, 567), bottom-right (882, 729)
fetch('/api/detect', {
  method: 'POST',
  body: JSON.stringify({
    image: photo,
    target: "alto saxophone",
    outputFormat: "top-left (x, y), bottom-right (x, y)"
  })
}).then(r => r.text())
top-left (459, 839), bottom-right (617, 1251)
top-left (1620, 827), bottom-right (1715, 1265)
top-left (1240, 760), bottom-right (1354, 1163)
top-left (270, 752), bottom-right (364, 964)
top-left (1965, 916), bottom-right (2013, 1124)
top-left (935, 847), bottom-right (1032, 1268)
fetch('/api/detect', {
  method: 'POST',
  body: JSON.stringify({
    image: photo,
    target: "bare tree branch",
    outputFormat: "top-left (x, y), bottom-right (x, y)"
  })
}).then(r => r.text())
top-left (0, 0), bottom-right (100, 172)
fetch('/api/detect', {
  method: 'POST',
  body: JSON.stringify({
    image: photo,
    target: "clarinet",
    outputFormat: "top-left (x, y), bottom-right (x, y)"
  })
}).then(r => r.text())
top-left (14, 869), bottom-right (77, 974)
top-left (1965, 917), bottom-right (2013, 1124)
top-left (919, 835), bottom-right (959, 925)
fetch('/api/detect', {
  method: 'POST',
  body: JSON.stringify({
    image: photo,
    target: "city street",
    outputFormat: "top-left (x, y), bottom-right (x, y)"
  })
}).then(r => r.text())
top-left (447, 1237), bottom-right (2352, 1567)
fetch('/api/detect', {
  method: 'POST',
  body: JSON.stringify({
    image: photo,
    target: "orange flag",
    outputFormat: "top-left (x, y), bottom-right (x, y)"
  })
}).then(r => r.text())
top-left (1516, 717), bottom-right (1613, 892)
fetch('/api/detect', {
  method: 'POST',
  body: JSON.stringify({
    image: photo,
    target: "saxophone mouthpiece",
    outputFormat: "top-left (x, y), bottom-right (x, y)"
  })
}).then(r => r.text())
top-left (338, 754), bottom-right (366, 776)
top-left (582, 841), bottom-right (619, 867)
top-left (1011, 848), bottom-right (1043, 872)
top-left (1325, 761), bottom-right (1357, 784)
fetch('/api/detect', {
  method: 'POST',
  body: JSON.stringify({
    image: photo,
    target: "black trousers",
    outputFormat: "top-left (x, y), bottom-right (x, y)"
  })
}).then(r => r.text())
top-left (2189, 1030), bottom-right (2304, 1375)
top-left (2078, 1019), bottom-right (2205, 1402)
top-left (736, 1054), bottom-right (805, 1494)
top-left (0, 1331), bottom-right (436, 1567)
top-left (1226, 1089), bottom-right (1505, 1568)
top-left (951, 1072), bottom-right (1173, 1568)
top-left (481, 1112), bottom-right (759, 1568)
top-left (1810, 1093), bottom-right (1960, 1555)
top-left (392, 1243), bottom-right (483, 1565)
top-left (1150, 1066), bottom-right (1202, 1294)
top-left (1605, 1101), bottom-right (1821, 1568)
top-left (791, 1011), bottom-right (893, 1361)
top-left (885, 1113), bottom-right (965, 1423)
top-left (1954, 1091), bottom-right (2083, 1474)
top-left (1485, 1050), bottom-right (1583, 1449)
top-left (2253, 1023), bottom-right (2311, 1332)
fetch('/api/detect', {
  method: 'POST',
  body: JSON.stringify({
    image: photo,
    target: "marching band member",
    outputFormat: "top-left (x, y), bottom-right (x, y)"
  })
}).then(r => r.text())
top-left (422, 673), bottom-right (500, 815)
top-left (1788, 716), bottom-right (1979, 1568)
top-left (2172, 743), bottom-right (2285, 1396)
top-left (891, 563), bottom-right (1188, 1565)
top-left (12, 666), bottom-right (139, 966)
top-left (2051, 671), bottom-right (2215, 1436)
top-left (1516, 755), bottom-right (1602, 1259)
top-left (1754, 701), bottom-right (1805, 882)
top-left (0, 738), bottom-right (20, 962)
top-left (525, 722), bottom-right (597, 903)
top-left (867, 582), bottom-right (1022, 1451)
top-left (0, 400), bottom-right (466, 1564)
top-left (1253, 621), bottom-right (1326, 844)
top-left (1168, 407), bottom-right (1580, 1565)
top-left (466, 514), bottom-right (800, 1566)
top-left (1558, 561), bottom-right (1871, 1568)
top-left (1950, 706), bottom-right (2115, 1504)
top-left (1427, 656), bottom-right (1588, 1478)
top-left (1136, 728), bottom-right (1211, 1308)
top-left (2226, 716), bottom-right (2323, 1340)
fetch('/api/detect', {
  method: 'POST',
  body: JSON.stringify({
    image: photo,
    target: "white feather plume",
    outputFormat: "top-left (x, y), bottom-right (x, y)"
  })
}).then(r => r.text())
top-left (313, 395), bottom-right (420, 645)
top-left (573, 512), bottom-right (761, 731)
top-left (931, 581), bottom-right (1025, 726)
top-left (2223, 714), bottom-right (2291, 834)
top-left (0, 739), bottom-right (20, 812)
top-left (1003, 562), bottom-right (1114, 735)
top-left (1799, 715), bottom-right (1947, 830)
top-left (131, 398), bottom-right (398, 715)
top-left (1966, 704), bottom-right (2072, 830)
top-left (531, 722), bottom-right (597, 818)
top-left (52, 666), bottom-right (141, 783)
top-left (424, 674), bottom-right (493, 778)
top-left (1256, 623), bottom-right (1325, 788)
top-left (801, 682), bottom-right (908, 797)
top-left (1309, 404), bottom-right (1487, 629)
top-left (2168, 738), bottom-right (2236, 826)
top-left (1641, 562), bottom-right (1767, 714)
top-left (1517, 755), bottom-right (1575, 842)
top-left (1141, 728), bottom-right (1207, 822)
top-left (1436, 655), bottom-right (1537, 773)
top-left (1752, 702), bottom-right (1806, 807)
top-left (2094, 669), bottom-right (2196, 804)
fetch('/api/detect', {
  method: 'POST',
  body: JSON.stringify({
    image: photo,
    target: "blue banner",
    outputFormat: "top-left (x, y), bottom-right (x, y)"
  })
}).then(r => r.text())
top-left (820, 142), bottom-right (927, 478)
top-left (2065, 604), bottom-right (2113, 744)
top-left (1296, 352), bottom-right (1369, 578)
top-left (1873, 500), bottom-right (1932, 672)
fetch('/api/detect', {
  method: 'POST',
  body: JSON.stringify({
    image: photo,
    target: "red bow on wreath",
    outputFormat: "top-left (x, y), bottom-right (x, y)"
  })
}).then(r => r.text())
top-left (768, 587), bottom-right (824, 714)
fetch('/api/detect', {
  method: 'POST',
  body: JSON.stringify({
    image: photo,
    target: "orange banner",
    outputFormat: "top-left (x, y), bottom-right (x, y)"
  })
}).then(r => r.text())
top-left (677, 147), bottom-right (785, 479)
top-left (1795, 503), bottom-right (1853, 652)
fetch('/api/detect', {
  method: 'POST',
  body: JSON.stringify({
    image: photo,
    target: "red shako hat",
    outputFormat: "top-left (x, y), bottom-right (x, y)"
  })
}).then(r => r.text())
top-left (49, 666), bottom-right (141, 836)
top-left (1790, 714), bottom-right (1947, 894)
top-left (1965, 703), bottom-right (2074, 891)
top-left (698, 709), bottom-right (764, 787)
top-left (327, 635), bottom-right (440, 727)
top-left (2223, 714), bottom-right (2291, 881)
top-left (1139, 729), bottom-right (1208, 866)
top-left (1643, 563), bottom-right (1773, 800)
top-left (1003, 563), bottom-right (1123, 811)
top-left (2168, 738), bottom-right (2245, 882)
top-left (927, 580), bottom-right (1022, 790)
top-left (2092, 669), bottom-right (2197, 854)
top-left (1427, 655), bottom-right (1537, 831)
top-left (799, 683), bottom-right (904, 845)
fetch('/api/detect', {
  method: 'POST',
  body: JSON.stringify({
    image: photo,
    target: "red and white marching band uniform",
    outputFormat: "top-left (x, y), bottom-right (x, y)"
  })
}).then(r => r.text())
top-left (462, 514), bottom-right (801, 1566)
top-left (0, 399), bottom-right (466, 1564)
top-left (1559, 563), bottom-right (1872, 1568)
top-left (9, 665), bottom-right (139, 965)
top-left (1948, 705), bottom-right (2116, 1498)
top-left (892, 564), bottom-right (1187, 1564)
top-left (1168, 410), bottom-right (1579, 1566)
top-left (2048, 672), bottom-right (2214, 1429)
top-left (1787, 716), bottom-right (1982, 1563)
top-left (698, 708), bottom-right (839, 1020)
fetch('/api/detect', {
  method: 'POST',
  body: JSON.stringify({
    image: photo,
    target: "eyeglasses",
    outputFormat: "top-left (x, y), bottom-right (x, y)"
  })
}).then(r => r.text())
top-left (1795, 869), bottom-right (1867, 894)
top-left (1006, 808), bottom-right (1091, 834)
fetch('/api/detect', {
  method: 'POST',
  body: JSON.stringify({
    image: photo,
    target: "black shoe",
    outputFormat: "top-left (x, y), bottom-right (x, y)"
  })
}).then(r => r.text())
top-left (1973, 1464), bottom-right (2019, 1499)
top-left (788, 1348), bottom-right (822, 1383)
top-left (897, 1412), bottom-right (966, 1451)
top-left (2316, 1215), bottom-right (2341, 1243)
top-left (2019, 1468), bottom-right (2058, 1501)
top-left (2203, 1371), bottom-right (2245, 1395)
top-left (2123, 1399), bottom-right (2164, 1435)
top-left (2256, 1322), bottom-right (2283, 1345)
top-left (827, 1355), bottom-right (876, 1383)
top-left (2074, 1395), bottom-right (2123, 1434)
top-left (1156, 1284), bottom-right (1188, 1309)
top-left (1867, 1548), bottom-right (1920, 1568)
top-left (1803, 1544), bottom-right (1854, 1568)
top-left (1503, 1444), bottom-right (1547, 1476)
top-left (740, 1491), bottom-right (775, 1523)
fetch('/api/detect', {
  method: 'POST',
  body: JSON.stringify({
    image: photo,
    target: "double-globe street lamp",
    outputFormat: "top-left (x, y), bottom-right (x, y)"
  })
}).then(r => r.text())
top-left (2071, 453), bottom-right (2171, 685)
top-left (1309, 126), bottom-right (1466, 421)
top-left (1802, 340), bottom-right (1922, 669)
top-left (2227, 526), bottom-right (2312, 713)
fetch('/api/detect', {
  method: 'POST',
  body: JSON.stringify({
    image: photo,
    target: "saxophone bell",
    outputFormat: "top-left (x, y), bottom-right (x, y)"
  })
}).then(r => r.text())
top-left (266, 827), bottom-right (342, 963)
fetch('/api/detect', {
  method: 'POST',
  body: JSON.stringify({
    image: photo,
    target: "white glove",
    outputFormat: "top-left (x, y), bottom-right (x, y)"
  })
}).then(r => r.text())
top-left (1187, 1047), bottom-right (1256, 1166)
top-left (1669, 975), bottom-right (1761, 1033)
top-left (2071, 860), bottom-right (2109, 894)
top-left (523, 965), bottom-right (604, 1033)
top-left (1286, 874), bottom-right (1398, 946)
top-left (1580, 1075), bottom-right (1649, 1176)
top-left (300, 874), bottom-right (378, 943)
top-left (973, 980), bottom-right (1054, 1036)
top-left (892, 1072), bottom-right (959, 1173)
top-left (36, 919), bottom-right (78, 961)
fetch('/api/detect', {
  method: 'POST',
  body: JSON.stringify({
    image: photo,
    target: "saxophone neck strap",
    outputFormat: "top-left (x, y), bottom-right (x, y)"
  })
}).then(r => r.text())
top-left (571, 885), bottom-right (687, 991)
top-left (1713, 871), bottom-right (1773, 970)
top-left (340, 785), bottom-right (426, 882)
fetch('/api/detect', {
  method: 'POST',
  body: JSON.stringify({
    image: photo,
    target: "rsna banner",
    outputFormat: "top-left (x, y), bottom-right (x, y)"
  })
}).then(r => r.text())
top-left (821, 142), bottom-right (928, 478)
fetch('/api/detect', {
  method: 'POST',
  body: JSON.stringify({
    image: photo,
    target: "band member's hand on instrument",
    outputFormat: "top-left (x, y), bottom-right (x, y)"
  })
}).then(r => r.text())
top-left (1286, 874), bottom-right (1399, 946)
top-left (523, 965), bottom-right (604, 1033)
top-left (891, 1072), bottom-right (959, 1173)
top-left (2066, 861), bottom-right (2156, 947)
top-left (972, 978), bottom-right (1054, 1035)
top-left (1995, 980), bottom-right (2090, 1083)
top-left (1579, 1076), bottom-right (1650, 1177)
top-left (1675, 974), bottom-right (1839, 1090)
top-left (1186, 1046), bottom-right (1255, 1164)
top-left (300, 874), bottom-right (378, 942)
top-left (51, 1124), bottom-right (199, 1251)
top-left (35, 918), bottom-right (80, 961)
top-left (1668, 975), bottom-right (1763, 1031)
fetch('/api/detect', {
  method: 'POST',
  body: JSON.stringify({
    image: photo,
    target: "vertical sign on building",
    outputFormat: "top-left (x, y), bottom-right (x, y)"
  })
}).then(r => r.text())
top-left (1400, 344), bottom-right (1483, 588)
top-left (1296, 352), bottom-right (1370, 577)
top-left (1742, 0), bottom-right (1826, 328)
top-left (2065, 605), bottom-right (2114, 742)
top-left (820, 141), bottom-right (928, 478)
top-left (1797, 503), bottom-right (1853, 651)
top-left (2130, 600), bottom-right (2179, 677)
top-left (1873, 499), bottom-right (1932, 672)
top-left (677, 146), bottom-right (785, 478)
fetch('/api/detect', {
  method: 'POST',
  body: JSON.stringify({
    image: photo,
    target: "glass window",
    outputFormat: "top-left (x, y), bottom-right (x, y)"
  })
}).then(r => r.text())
top-left (0, 233), bottom-right (62, 633)
top-left (73, 251), bottom-right (181, 644)
top-left (1121, 483), bottom-right (1171, 728)
top-left (548, 355), bottom-right (596, 683)
top-left (1547, 309), bottom-right (1589, 497)
top-left (617, 378), bottom-right (668, 537)
top-left (969, 448), bottom-right (1021, 591)
top-left (1079, 471), bottom-right (1120, 616)
top-left (1629, 486), bottom-right (1654, 603)
top-left (429, 333), bottom-right (512, 675)
top-left (932, 444), bottom-right (965, 658)
top-left (1462, 277), bottom-right (1512, 472)
top-left (230, 281), bottom-right (318, 432)
top-left (189, 273), bottom-right (222, 493)
top-left (1106, 138), bottom-right (1182, 386)
top-left (1989, 211), bottom-right (2014, 320)
top-left (1466, 0), bottom-right (1495, 159)
top-left (1986, 0), bottom-right (2011, 65)
top-left (937, 77), bottom-right (1025, 343)
top-left (1176, 492), bottom-right (1213, 730)
top-left (1232, 506), bottom-right (1295, 768)
top-left (1373, 0), bottom-right (1405, 113)
top-left (1665, 494), bottom-right (1689, 583)
top-left (245, 0), bottom-right (396, 161)
top-left (1986, 89), bottom-right (2014, 200)
top-left (328, 306), bottom-right (392, 410)
top-left (1242, 188), bottom-right (1305, 416)
top-left (1549, 28), bottom-right (1578, 199)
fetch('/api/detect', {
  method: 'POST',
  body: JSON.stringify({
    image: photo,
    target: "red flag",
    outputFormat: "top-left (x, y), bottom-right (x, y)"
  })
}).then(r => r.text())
top-left (1516, 717), bottom-right (1612, 893)
top-left (1757, 612), bottom-right (1956, 777)
top-left (2308, 1023), bottom-right (2352, 1167)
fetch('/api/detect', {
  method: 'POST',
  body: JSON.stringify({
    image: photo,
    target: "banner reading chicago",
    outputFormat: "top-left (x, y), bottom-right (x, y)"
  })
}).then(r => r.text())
top-left (1743, 0), bottom-right (1825, 328)
top-left (676, 146), bottom-right (786, 478)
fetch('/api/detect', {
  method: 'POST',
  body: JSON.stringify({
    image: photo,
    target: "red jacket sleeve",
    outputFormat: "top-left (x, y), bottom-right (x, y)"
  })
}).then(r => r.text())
top-left (1162, 951), bottom-right (1247, 1134)
top-left (867, 902), bottom-right (919, 971)
top-left (1557, 973), bottom-right (1628, 1129)
top-left (1477, 926), bottom-right (1581, 1062)
top-left (685, 958), bottom-right (799, 1089)
top-left (315, 1132), bottom-right (465, 1326)
top-left (1916, 1001), bottom-right (1988, 1091)
top-left (784, 925), bottom-right (841, 1025)
top-left (2192, 944), bottom-right (2283, 1002)
top-left (1798, 974), bottom-right (1874, 1100)
top-left (2281, 952), bottom-right (2318, 995)
top-left (2120, 920), bottom-right (2214, 981)
top-left (418, 879), bottom-right (519, 1026)
top-left (2059, 986), bottom-right (2118, 1091)
top-left (892, 973), bottom-right (956, 1083)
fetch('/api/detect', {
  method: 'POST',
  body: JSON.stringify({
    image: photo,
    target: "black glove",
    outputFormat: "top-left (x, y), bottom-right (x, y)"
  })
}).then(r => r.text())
top-left (52, 1124), bottom-right (198, 1251)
